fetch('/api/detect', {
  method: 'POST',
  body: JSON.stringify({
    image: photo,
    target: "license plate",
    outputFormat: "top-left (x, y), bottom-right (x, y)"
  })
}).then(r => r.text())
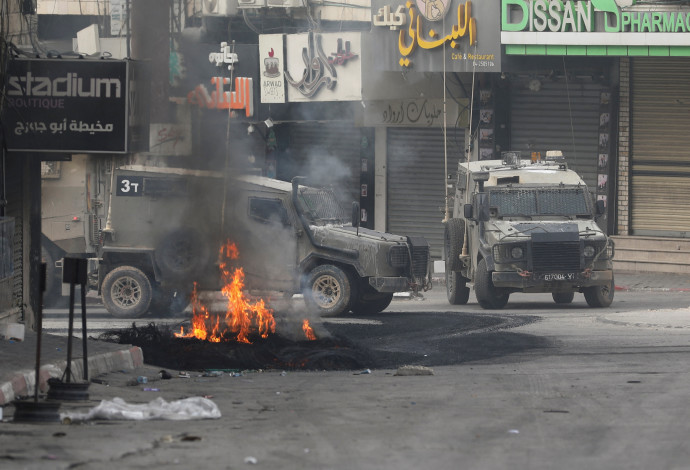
top-left (541, 273), bottom-right (576, 281)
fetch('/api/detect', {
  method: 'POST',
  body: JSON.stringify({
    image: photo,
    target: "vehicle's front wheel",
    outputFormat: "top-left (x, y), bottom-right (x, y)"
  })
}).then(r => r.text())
top-left (584, 278), bottom-right (615, 308)
top-left (474, 258), bottom-right (509, 309)
top-left (101, 266), bottom-right (153, 318)
top-left (446, 269), bottom-right (470, 305)
top-left (351, 283), bottom-right (393, 315)
top-left (149, 286), bottom-right (191, 317)
top-left (552, 292), bottom-right (575, 304)
top-left (303, 264), bottom-right (354, 317)
top-left (444, 218), bottom-right (465, 272)
top-left (41, 246), bottom-right (63, 307)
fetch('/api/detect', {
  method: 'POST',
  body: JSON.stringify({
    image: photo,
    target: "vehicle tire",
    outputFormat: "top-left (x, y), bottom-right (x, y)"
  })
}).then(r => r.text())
top-left (41, 246), bottom-right (63, 307)
top-left (101, 266), bottom-right (153, 318)
top-left (584, 277), bottom-right (615, 308)
top-left (552, 292), bottom-right (575, 304)
top-left (352, 292), bottom-right (393, 315)
top-left (474, 258), bottom-right (509, 310)
top-left (446, 269), bottom-right (470, 305)
top-left (154, 229), bottom-right (209, 281)
top-left (444, 218), bottom-right (465, 272)
top-left (303, 264), bottom-right (354, 317)
top-left (149, 286), bottom-right (191, 317)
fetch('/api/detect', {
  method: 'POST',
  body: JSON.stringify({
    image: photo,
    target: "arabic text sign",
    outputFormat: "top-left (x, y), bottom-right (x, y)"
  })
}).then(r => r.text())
top-left (370, 0), bottom-right (501, 73)
top-left (285, 32), bottom-right (363, 102)
top-left (259, 34), bottom-right (286, 104)
top-left (363, 99), bottom-right (465, 127)
top-left (187, 76), bottom-right (254, 117)
top-left (2, 58), bottom-right (129, 153)
top-left (149, 122), bottom-right (192, 156)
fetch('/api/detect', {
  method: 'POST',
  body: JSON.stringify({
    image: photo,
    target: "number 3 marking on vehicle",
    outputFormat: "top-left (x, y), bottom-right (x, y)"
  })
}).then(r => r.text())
top-left (116, 175), bottom-right (143, 196)
top-left (120, 179), bottom-right (140, 193)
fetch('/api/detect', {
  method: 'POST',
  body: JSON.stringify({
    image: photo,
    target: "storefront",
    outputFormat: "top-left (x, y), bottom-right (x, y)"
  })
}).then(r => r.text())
top-left (502, 0), bottom-right (690, 270)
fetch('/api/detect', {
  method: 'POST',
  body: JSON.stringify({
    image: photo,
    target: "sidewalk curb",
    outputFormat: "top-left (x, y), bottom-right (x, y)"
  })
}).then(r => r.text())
top-left (615, 286), bottom-right (690, 292)
top-left (0, 346), bottom-right (144, 406)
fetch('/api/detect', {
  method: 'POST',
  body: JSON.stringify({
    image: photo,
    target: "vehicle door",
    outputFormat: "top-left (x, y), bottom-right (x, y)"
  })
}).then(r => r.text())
top-left (233, 195), bottom-right (298, 292)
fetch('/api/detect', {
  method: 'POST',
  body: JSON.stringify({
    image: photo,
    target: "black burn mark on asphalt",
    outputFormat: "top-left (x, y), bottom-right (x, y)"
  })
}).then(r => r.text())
top-left (324, 312), bottom-right (551, 369)
top-left (99, 312), bottom-right (549, 371)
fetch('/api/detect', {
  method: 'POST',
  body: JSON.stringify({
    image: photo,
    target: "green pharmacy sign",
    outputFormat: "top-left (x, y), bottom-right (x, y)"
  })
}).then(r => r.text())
top-left (501, 0), bottom-right (690, 56)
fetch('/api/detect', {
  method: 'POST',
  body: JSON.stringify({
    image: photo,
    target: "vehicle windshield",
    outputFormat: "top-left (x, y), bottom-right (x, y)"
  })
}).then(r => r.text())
top-left (297, 186), bottom-right (348, 225)
top-left (488, 187), bottom-right (590, 218)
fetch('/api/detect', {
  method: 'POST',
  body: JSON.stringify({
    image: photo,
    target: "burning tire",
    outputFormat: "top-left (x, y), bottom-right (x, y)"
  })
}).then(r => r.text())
top-left (154, 229), bottom-right (209, 281)
top-left (446, 269), bottom-right (470, 305)
top-left (304, 264), bottom-right (355, 317)
top-left (584, 277), bottom-right (614, 308)
top-left (474, 258), bottom-right (509, 310)
top-left (552, 292), bottom-right (575, 304)
top-left (102, 266), bottom-right (153, 318)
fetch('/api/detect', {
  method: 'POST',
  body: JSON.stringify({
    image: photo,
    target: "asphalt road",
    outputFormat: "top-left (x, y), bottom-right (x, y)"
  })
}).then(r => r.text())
top-left (7, 288), bottom-right (690, 469)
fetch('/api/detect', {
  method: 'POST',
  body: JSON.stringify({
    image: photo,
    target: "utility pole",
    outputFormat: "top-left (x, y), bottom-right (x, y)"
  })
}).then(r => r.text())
top-left (131, 0), bottom-right (171, 124)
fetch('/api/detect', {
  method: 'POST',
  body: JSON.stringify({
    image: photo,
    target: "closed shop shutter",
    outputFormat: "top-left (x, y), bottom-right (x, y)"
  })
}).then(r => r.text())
top-left (510, 78), bottom-right (602, 188)
top-left (631, 58), bottom-right (690, 237)
top-left (387, 127), bottom-right (464, 259)
top-left (282, 122), bottom-right (362, 210)
top-left (0, 156), bottom-right (24, 314)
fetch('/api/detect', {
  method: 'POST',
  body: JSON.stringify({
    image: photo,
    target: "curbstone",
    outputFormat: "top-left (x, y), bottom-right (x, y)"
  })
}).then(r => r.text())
top-left (0, 347), bottom-right (144, 406)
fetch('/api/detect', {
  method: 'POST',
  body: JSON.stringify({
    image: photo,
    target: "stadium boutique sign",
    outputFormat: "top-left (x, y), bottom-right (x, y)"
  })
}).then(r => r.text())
top-left (501, 0), bottom-right (690, 55)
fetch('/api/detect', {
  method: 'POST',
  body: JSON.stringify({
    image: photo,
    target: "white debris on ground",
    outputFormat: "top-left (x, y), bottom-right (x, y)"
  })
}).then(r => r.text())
top-left (394, 365), bottom-right (434, 376)
top-left (61, 396), bottom-right (221, 422)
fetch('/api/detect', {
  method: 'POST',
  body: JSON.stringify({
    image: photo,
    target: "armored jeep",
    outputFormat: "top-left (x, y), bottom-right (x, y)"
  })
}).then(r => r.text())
top-left (443, 153), bottom-right (614, 309)
top-left (99, 166), bottom-right (431, 318)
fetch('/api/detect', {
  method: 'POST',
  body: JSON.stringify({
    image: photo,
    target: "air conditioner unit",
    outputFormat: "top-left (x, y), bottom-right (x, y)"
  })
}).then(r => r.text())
top-left (266, 0), bottom-right (304, 7)
top-left (202, 0), bottom-right (239, 15)
top-left (237, 0), bottom-right (266, 9)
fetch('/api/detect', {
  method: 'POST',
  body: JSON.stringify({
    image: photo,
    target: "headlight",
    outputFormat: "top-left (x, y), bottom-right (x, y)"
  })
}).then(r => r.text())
top-left (510, 246), bottom-right (523, 259)
top-left (583, 245), bottom-right (596, 258)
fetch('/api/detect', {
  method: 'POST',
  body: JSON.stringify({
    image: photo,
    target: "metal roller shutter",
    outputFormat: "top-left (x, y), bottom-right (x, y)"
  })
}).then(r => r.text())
top-left (0, 156), bottom-right (24, 315)
top-left (284, 122), bottom-right (362, 210)
top-left (510, 78), bottom-right (602, 187)
top-left (387, 127), bottom-right (464, 259)
top-left (631, 58), bottom-right (690, 237)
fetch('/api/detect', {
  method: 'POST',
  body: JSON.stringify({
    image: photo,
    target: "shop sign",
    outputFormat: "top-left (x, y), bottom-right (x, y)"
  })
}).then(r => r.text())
top-left (370, 0), bottom-right (501, 73)
top-left (186, 42), bottom-right (254, 117)
top-left (259, 34), bottom-right (286, 104)
top-left (2, 58), bottom-right (129, 153)
top-left (285, 32), bottom-right (362, 102)
top-left (362, 98), bottom-right (466, 127)
top-left (502, 0), bottom-right (690, 51)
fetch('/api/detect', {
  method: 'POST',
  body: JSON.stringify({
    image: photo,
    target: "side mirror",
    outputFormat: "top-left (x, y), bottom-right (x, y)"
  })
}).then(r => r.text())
top-left (464, 203), bottom-right (473, 220)
top-left (595, 199), bottom-right (606, 216)
top-left (352, 201), bottom-right (361, 228)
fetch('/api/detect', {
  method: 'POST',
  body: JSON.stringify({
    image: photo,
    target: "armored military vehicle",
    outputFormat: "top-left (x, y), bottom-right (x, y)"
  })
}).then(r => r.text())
top-left (443, 152), bottom-right (614, 309)
top-left (99, 166), bottom-right (431, 317)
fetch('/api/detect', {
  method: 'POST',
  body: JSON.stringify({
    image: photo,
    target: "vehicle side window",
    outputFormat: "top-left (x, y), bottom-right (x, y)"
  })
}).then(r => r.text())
top-left (249, 198), bottom-right (290, 226)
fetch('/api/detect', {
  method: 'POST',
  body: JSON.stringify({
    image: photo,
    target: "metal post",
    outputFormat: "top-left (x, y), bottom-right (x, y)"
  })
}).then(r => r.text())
top-left (80, 278), bottom-right (88, 380)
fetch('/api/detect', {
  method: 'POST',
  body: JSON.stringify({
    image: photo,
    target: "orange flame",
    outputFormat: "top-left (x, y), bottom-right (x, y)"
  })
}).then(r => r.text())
top-left (175, 240), bottom-right (276, 343)
top-left (302, 319), bottom-right (317, 341)
top-left (174, 240), bottom-right (317, 343)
